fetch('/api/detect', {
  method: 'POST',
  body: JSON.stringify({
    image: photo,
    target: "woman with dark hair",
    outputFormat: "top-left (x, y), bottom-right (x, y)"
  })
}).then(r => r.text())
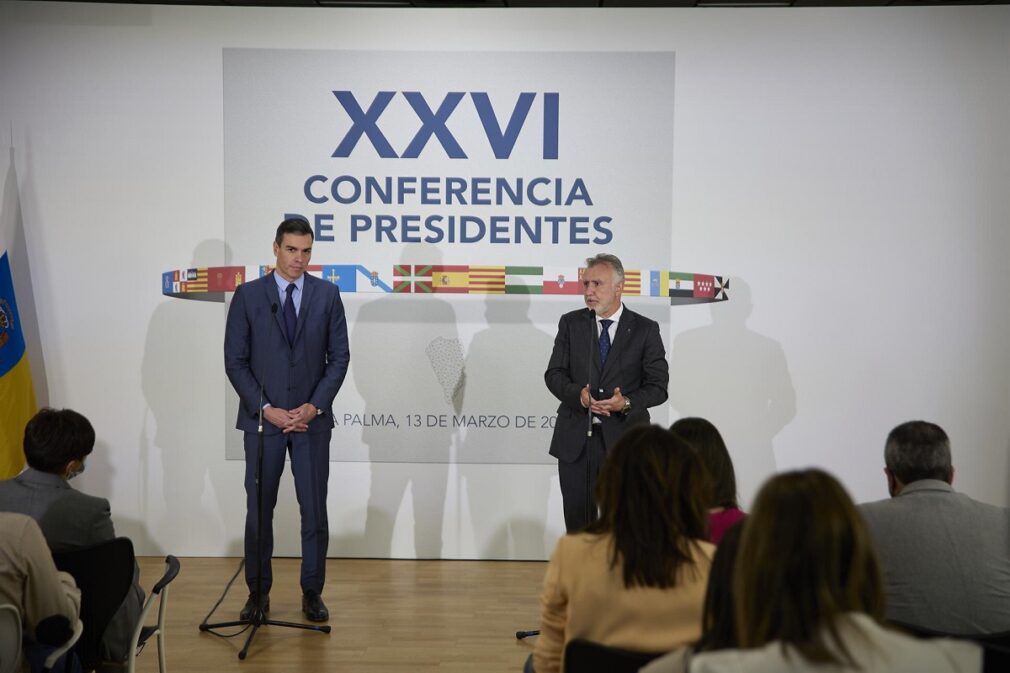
top-left (674, 469), bottom-right (981, 672)
top-left (526, 425), bottom-right (714, 673)
top-left (670, 417), bottom-right (744, 544)
top-left (641, 523), bottom-right (744, 673)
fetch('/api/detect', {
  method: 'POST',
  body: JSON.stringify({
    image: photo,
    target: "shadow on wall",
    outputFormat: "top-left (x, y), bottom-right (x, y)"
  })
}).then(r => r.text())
top-left (140, 239), bottom-right (236, 556)
top-left (457, 293), bottom-right (555, 559)
top-left (669, 277), bottom-right (796, 506)
top-left (349, 244), bottom-right (458, 558)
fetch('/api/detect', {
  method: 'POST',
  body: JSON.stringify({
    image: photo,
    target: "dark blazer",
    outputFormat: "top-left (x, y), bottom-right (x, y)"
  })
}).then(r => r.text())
top-left (0, 468), bottom-right (144, 662)
top-left (224, 271), bottom-right (350, 434)
top-left (545, 306), bottom-right (669, 463)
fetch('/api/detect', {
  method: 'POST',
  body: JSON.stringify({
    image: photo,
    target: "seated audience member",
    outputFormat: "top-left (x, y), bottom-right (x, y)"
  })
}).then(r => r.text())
top-left (0, 408), bottom-right (144, 665)
top-left (641, 523), bottom-right (744, 673)
top-left (860, 420), bottom-right (1010, 634)
top-left (0, 512), bottom-right (81, 673)
top-left (670, 417), bottom-right (744, 543)
top-left (526, 425), bottom-right (715, 673)
top-left (673, 469), bottom-right (981, 672)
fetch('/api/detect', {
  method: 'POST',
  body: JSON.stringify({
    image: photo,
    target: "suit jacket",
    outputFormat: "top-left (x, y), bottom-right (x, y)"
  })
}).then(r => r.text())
top-left (859, 480), bottom-right (1010, 634)
top-left (224, 271), bottom-right (350, 435)
top-left (545, 305), bottom-right (669, 463)
top-left (0, 468), bottom-right (143, 662)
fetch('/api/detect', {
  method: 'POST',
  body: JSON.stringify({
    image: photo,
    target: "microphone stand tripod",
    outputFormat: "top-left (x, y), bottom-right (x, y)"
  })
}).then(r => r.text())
top-left (516, 309), bottom-right (598, 642)
top-left (201, 307), bottom-right (330, 659)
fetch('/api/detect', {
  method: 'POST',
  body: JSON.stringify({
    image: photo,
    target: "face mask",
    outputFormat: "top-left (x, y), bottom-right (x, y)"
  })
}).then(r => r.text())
top-left (66, 461), bottom-right (86, 480)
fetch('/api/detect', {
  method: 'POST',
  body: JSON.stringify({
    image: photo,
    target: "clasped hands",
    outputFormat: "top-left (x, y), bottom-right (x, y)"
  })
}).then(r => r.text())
top-left (580, 385), bottom-right (625, 416)
top-left (264, 403), bottom-right (317, 433)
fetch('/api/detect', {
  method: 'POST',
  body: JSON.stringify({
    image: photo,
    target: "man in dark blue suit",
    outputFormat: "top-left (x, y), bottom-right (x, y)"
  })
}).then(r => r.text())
top-left (224, 218), bottom-right (349, 622)
top-left (545, 253), bottom-right (669, 532)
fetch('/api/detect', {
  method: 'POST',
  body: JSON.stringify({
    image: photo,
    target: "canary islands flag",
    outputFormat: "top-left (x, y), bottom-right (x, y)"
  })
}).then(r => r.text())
top-left (0, 248), bottom-right (35, 478)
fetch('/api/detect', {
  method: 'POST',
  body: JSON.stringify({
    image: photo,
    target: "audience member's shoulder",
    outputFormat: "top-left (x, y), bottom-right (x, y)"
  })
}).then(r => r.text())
top-left (47, 488), bottom-right (112, 517)
top-left (639, 646), bottom-right (691, 673)
top-left (0, 510), bottom-right (36, 534)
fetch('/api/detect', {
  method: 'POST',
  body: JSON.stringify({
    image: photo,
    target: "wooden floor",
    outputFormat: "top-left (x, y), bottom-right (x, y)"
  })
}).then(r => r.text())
top-left (135, 556), bottom-right (546, 672)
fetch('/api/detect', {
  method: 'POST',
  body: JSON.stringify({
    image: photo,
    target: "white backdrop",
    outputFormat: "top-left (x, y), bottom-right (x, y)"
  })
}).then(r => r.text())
top-left (1, 2), bottom-right (1008, 559)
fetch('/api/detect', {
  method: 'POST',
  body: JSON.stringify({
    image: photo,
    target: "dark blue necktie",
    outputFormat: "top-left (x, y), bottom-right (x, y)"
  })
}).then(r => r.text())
top-left (599, 319), bottom-right (613, 365)
top-left (284, 283), bottom-right (297, 345)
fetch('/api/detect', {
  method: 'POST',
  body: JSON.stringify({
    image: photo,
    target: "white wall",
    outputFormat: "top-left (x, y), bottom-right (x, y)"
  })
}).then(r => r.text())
top-left (1, 2), bottom-right (1008, 558)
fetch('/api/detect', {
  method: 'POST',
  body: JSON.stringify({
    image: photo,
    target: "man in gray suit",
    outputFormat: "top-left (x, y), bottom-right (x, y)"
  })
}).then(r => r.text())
top-left (0, 407), bottom-right (144, 664)
top-left (860, 420), bottom-right (1010, 634)
top-left (545, 253), bottom-right (669, 532)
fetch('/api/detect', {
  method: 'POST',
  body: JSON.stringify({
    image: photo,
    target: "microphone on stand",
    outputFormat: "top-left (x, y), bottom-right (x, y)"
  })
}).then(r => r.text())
top-left (258, 303), bottom-right (278, 434)
top-left (586, 309), bottom-right (595, 438)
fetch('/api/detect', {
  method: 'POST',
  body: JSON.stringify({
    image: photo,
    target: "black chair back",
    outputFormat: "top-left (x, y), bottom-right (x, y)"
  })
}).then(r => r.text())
top-left (563, 638), bottom-right (662, 673)
top-left (53, 538), bottom-right (134, 672)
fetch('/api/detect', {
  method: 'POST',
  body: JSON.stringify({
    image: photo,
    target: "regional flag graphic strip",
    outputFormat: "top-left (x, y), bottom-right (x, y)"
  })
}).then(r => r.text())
top-left (0, 250), bottom-right (36, 479)
top-left (160, 265), bottom-right (730, 306)
top-left (505, 266), bottom-right (543, 294)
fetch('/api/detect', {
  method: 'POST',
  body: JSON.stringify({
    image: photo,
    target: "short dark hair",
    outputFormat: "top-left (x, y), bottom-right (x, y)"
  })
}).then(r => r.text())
top-left (23, 408), bottom-right (95, 474)
top-left (274, 217), bottom-right (313, 245)
top-left (671, 417), bottom-right (738, 509)
top-left (587, 425), bottom-right (709, 589)
top-left (884, 420), bottom-right (952, 484)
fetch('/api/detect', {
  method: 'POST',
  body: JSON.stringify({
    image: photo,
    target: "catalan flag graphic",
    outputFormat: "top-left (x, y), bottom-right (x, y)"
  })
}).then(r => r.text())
top-left (622, 270), bottom-right (642, 296)
top-left (469, 266), bottom-right (505, 294)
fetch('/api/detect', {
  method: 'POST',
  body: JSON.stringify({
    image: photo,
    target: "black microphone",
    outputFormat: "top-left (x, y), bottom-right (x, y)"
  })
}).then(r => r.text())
top-left (586, 308), bottom-right (595, 438)
top-left (258, 303), bottom-right (278, 434)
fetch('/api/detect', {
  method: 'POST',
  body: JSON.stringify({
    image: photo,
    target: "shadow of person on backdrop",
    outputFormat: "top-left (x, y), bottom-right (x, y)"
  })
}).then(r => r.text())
top-left (669, 278), bottom-right (796, 505)
top-left (140, 239), bottom-right (233, 554)
top-left (353, 245), bottom-right (461, 558)
top-left (456, 294), bottom-right (556, 559)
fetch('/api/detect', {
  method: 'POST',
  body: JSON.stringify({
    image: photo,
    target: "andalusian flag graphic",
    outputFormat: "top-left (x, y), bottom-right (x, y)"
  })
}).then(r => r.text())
top-left (0, 248), bottom-right (35, 478)
top-left (505, 266), bottom-right (543, 294)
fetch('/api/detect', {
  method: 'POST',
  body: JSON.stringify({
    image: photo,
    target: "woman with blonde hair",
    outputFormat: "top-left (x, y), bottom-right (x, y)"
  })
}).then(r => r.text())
top-left (678, 469), bottom-right (980, 673)
top-left (525, 425), bottom-right (714, 673)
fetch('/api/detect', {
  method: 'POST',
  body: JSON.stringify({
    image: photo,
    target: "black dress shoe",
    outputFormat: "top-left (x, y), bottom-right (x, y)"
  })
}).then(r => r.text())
top-left (240, 594), bottom-right (269, 621)
top-left (302, 591), bottom-right (329, 622)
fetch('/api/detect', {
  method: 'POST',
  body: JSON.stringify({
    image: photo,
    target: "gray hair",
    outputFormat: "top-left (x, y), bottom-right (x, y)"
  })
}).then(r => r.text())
top-left (884, 421), bottom-right (952, 484)
top-left (585, 253), bottom-right (625, 283)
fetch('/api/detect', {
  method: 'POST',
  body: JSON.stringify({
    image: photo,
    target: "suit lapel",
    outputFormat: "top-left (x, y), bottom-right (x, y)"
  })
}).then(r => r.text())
top-left (601, 308), bottom-right (637, 379)
top-left (264, 273), bottom-right (286, 343)
top-left (293, 274), bottom-right (314, 345)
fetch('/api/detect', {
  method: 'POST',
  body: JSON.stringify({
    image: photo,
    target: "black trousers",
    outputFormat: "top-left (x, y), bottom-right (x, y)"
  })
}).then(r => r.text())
top-left (557, 429), bottom-right (607, 533)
